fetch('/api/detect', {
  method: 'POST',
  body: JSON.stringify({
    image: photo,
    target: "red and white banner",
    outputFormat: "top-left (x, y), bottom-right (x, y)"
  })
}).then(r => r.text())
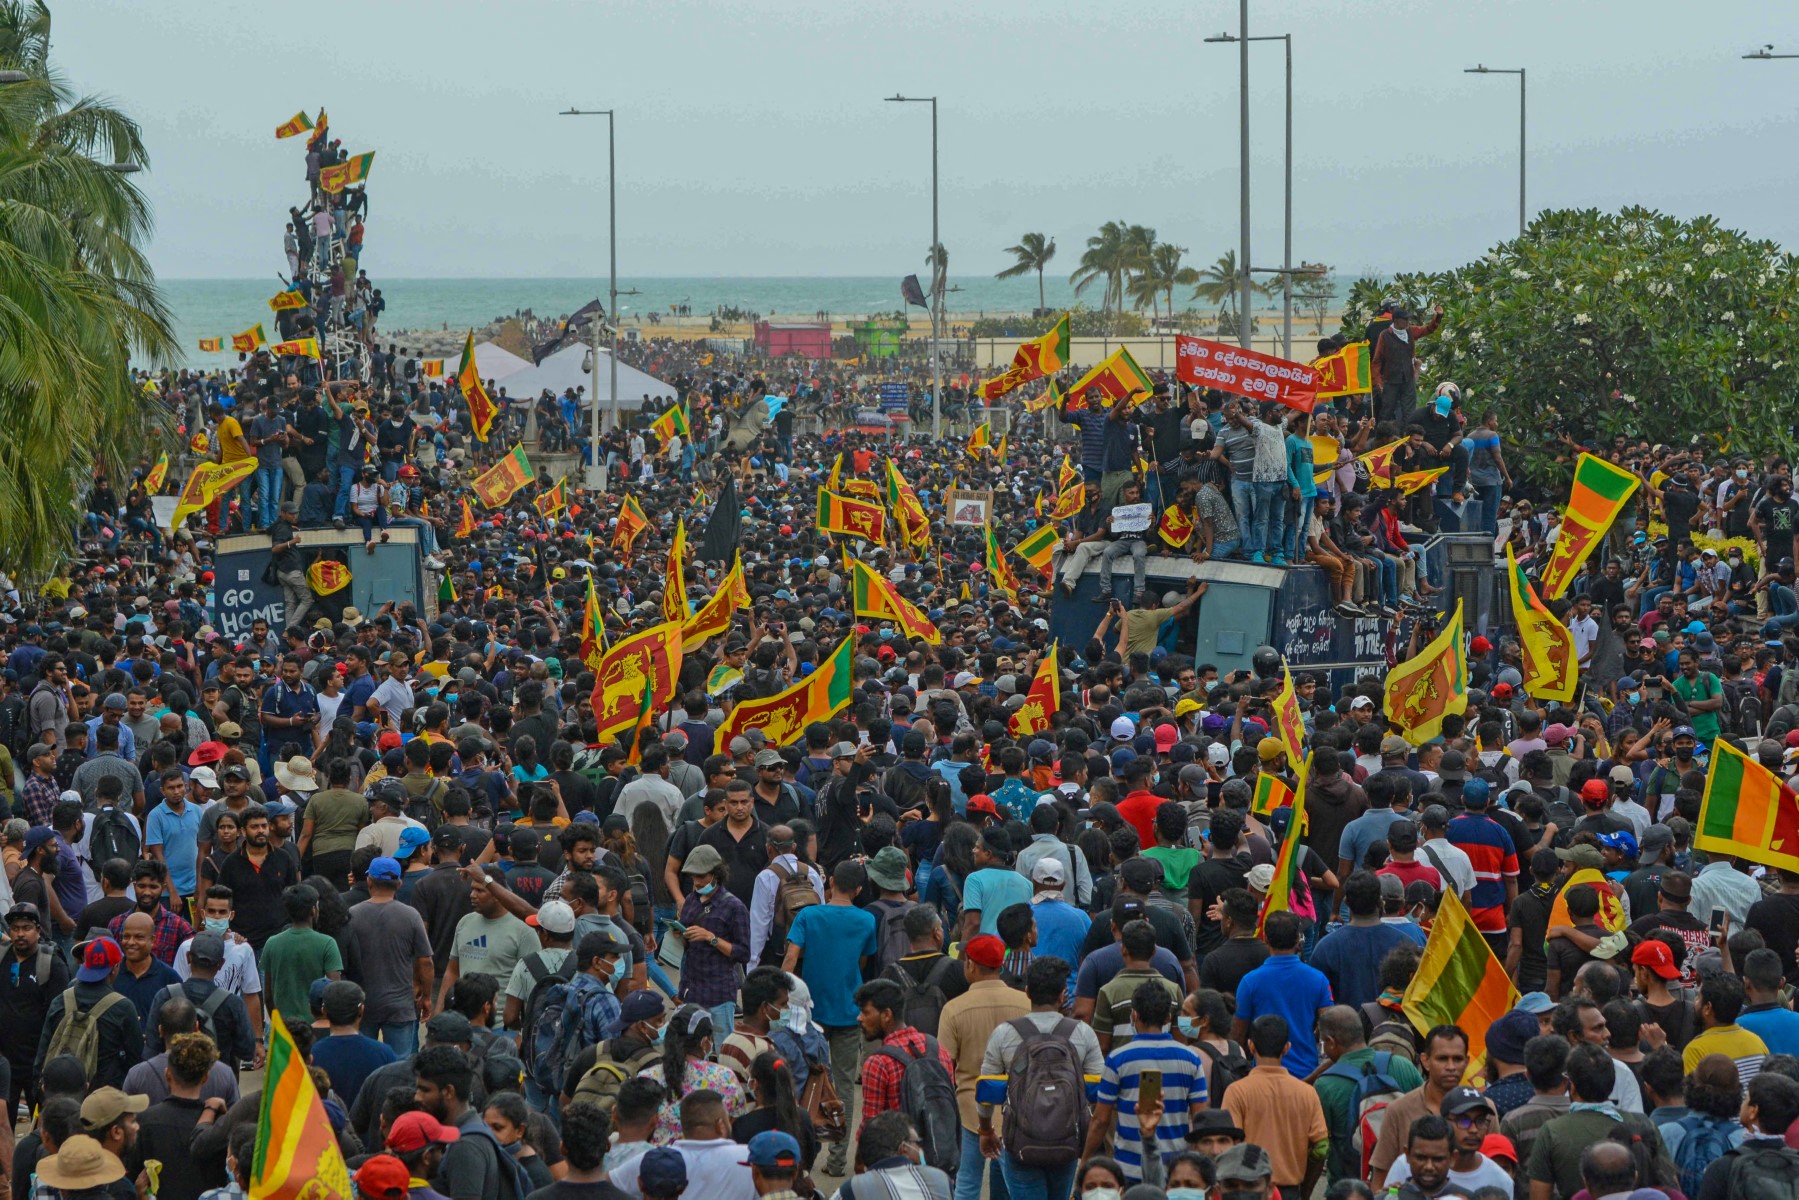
top-left (1175, 336), bottom-right (1318, 412)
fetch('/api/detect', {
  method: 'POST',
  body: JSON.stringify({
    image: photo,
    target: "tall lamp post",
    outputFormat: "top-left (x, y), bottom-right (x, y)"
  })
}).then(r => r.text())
top-left (560, 107), bottom-right (617, 488)
top-left (1207, 30), bottom-right (1292, 358)
top-left (886, 94), bottom-right (941, 439)
top-left (1464, 66), bottom-right (1527, 237)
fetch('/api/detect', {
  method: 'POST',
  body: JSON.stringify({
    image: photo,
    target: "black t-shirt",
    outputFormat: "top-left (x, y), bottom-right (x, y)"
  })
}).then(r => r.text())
top-left (1627, 909), bottom-right (1712, 972)
top-left (1622, 865), bottom-right (1671, 926)
top-left (1197, 936), bottom-right (1270, 995)
top-left (1546, 921), bottom-right (1603, 989)
top-left (1756, 495), bottom-right (1799, 539)
top-left (552, 770), bottom-right (598, 818)
top-left (1190, 854), bottom-right (1251, 955)
top-left (1509, 884), bottom-right (1557, 992)
top-left (1663, 485), bottom-right (1700, 539)
top-left (1747, 892), bottom-right (1799, 985)
top-left (504, 862), bottom-right (558, 909)
top-left (526, 1183), bottom-right (633, 1200)
top-left (890, 950), bottom-right (969, 1005)
top-left (1078, 898), bottom-right (1193, 964)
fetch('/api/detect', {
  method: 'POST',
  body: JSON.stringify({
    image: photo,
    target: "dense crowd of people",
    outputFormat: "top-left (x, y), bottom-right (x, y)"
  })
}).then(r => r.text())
top-left (27, 264), bottom-right (1799, 1200)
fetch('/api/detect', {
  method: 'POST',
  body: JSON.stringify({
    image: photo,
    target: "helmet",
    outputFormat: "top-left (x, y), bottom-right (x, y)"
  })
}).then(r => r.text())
top-left (397, 465), bottom-right (420, 482)
top-left (1251, 645), bottom-right (1282, 680)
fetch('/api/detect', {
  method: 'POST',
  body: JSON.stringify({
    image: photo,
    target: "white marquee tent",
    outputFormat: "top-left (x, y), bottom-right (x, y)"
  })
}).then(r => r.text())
top-left (494, 343), bottom-right (677, 409)
top-left (470, 341), bottom-right (533, 383)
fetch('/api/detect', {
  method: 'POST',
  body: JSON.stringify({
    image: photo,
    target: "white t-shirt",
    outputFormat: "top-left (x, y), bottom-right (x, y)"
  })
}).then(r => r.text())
top-left (1385, 1152), bottom-right (1515, 1195)
top-left (174, 932), bottom-right (264, 1000)
top-left (1419, 836), bottom-right (1477, 899)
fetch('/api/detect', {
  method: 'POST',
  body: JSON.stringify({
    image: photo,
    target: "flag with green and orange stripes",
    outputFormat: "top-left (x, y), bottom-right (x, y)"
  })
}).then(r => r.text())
top-left (1537, 453), bottom-right (1641, 599)
top-left (1402, 887), bottom-right (1520, 1071)
top-left (1697, 737), bottom-right (1799, 872)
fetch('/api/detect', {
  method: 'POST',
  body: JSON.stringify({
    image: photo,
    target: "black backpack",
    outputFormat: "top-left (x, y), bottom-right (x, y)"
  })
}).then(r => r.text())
top-left (867, 1038), bottom-right (961, 1175)
top-left (1721, 1143), bottom-right (1799, 1200)
top-left (155, 983), bottom-right (229, 1043)
top-left (1195, 1039), bottom-right (1251, 1100)
top-left (516, 950), bottom-right (579, 1063)
top-left (1000, 1018), bottom-right (1088, 1167)
top-left (88, 807), bottom-right (140, 872)
top-left (455, 1123), bottom-right (534, 1200)
top-left (872, 899), bottom-right (917, 970)
top-left (882, 955), bottom-right (959, 1038)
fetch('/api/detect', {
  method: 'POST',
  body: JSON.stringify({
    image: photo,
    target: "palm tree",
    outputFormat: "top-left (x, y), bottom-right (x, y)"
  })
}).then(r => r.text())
top-left (0, 0), bottom-right (175, 577)
top-left (994, 232), bottom-right (1056, 312)
top-left (924, 242), bottom-right (947, 307)
top-left (1070, 220), bottom-right (1132, 314)
top-left (1191, 250), bottom-right (1271, 327)
top-left (1129, 243), bottom-right (1199, 322)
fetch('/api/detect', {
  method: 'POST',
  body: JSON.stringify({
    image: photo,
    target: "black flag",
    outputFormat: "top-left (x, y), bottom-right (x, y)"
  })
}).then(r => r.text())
top-left (901, 274), bottom-right (928, 308)
top-left (696, 474), bottom-right (740, 564)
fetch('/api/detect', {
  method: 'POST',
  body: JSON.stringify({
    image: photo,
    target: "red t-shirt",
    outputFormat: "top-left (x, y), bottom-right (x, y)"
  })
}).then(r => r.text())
top-left (1116, 790), bottom-right (1163, 849)
top-left (1376, 859), bottom-right (1442, 891)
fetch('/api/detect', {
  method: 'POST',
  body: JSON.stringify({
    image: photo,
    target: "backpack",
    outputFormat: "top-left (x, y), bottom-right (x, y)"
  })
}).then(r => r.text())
top-left (1723, 1144), bottom-right (1799, 1200)
top-left (1361, 1001), bottom-right (1421, 1065)
top-left (769, 861), bottom-right (822, 949)
top-left (572, 1042), bottom-right (663, 1115)
top-left (88, 807), bottom-right (140, 872)
top-left (868, 1038), bottom-right (960, 1175)
top-left (404, 779), bottom-right (446, 830)
top-left (454, 1122), bottom-right (535, 1200)
top-left (44, 988), bottom-right (127, 1080)
top-left (1720, 677), bottom-right (1761, 738)
top-left (1195, 1040), bottom-right (1252, 1100)
top-left (528, 974), bottom-right (601, 1098)
top-left (155, 983), bottom-right (230, 1043)
top-left (882, 956), bottom-right (959, 1038)
top-left (622, 862), bottom-right (652, 938)
top-left (1322, 1051), bottom-right (1407, 1182)
top-left (517, 952), bottom-right (579, 1074)
top-left (1673, 1112), bottom-right (1741, 1196)
top-left (873, 899), bottom-right (918, 970)
top-left (1000, 1017), bottom-right (1088, 1167)
top-left (1471, 752), bottom-right (1512, 794)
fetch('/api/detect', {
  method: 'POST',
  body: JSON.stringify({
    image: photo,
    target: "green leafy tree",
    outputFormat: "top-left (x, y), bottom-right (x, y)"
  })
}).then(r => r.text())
top-left (1128, 242), bottom-right (1199, 323)
top-left (1293, 262), bottom-right (1337, 338)
top-left (1070, 220), bottom-right (1133, 314)
top-left (994, 232), bottom-right (1056, 312)
top-left (0, 0), bottom-right (175, 577)
top-left (1192, 250), bottom-right (1271, 331)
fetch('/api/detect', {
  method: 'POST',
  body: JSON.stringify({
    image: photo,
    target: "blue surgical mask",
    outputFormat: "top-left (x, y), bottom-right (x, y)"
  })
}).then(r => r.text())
top-left (696, 882), bottom-right (717, 897)
top-left (1177, 1015), bottom-right (1203, 1038)
top-left (650, 1021), bottom-right (668, 1044)
top-left (1168, 1190), bottom-right (1207, 1200)
top-left (1628, 692), bottom-right (1641, 706)
top-left (608, 957), bottom-right (628, 985)
top-left (204, 918), bottom-right (230, 935)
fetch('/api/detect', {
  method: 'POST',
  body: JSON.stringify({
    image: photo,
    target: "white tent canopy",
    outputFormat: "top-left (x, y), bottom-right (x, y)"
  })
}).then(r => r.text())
top-left (495, 343), bottom-right (676, 409)
top-left (471, 341), bottom-right (533, 382)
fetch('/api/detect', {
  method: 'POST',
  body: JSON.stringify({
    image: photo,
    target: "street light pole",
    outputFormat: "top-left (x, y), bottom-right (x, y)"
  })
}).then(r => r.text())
top-left (887, 94), bottom-right (941, 440)
top-left (561, 107), bottom-right (617, 488)
top-left (1208, 30), bottom-right (1293, 357)
top-left (1237, 0), bottom-right (1251, 349)
top-left (1464, 66), bottom-right (1526, 237)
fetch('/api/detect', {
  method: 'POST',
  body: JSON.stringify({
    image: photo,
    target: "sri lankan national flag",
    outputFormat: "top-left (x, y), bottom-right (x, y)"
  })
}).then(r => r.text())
top-left (533, 477), bottom-right (568, 521)
top-left (718, 637), bottom-right (855, 747)
top-left (472, 445), bottom-right (536, 507)
top-left (1022, 378), bottom-right (1063, 414)
top-left (817, 488), bottom-right (887, 543)
top-left (613, 494), bottom-right (649, 556)
top-left (1547, 867), bottom-right (1629, 936)
top-left (1310, 340), bottom-right (1371, 399)
top-left (306, 560), bottom-right (351, 596)
top-left (270, 337), bottom-right (321, 359)
top-left (274, 111), bottom-right (314, 139)
top-left (1008, 644), bottom-right (1060, 737)
top-left (979, 313), bottom-right (1072, 400)
top-left (1012, 525), bottom-right (1058, 578)
top-left (1251, 771), bottom-right (1296, 818)
top-left (622, 675), bottom-right (657, 765)
top-left (827, 452), bottom-right (843, 492)
top-left (1383, 599), bottom-right (1468, 743)
top-left (455, 497), bottom-right (476, 539)
top-left (579, 576), bottom-right (608, 671)
top-left (1505, 545), bottom-right (1578, 702)
top-left (1402, 888), bottom-right (1521, 1073)
top-left (1537, 453), bottom-right (1641, 599)
top-left (268, 289), bottom-right (307, 312)
top-left (318, 150), bottom-right (375, 194)
top-left (1259, 753), bottom-right (1311, 931)
top-left (995, 434), bottom-right (1008, 468)
top-left (170, 459), bottom-right (257, 533)
top-left (1065, 346), bottom-right (1154, 409)
top-left (650, 403), bottom-right (691, 443)
top-left (1157, 505), bottom-right (1195, 549)
top-left (663, 519), bottom-right (690, 625)
top-left (984, 522), bottom-right (1021, 602)
top-left (591, 622), bottom-right (683, 743)
top-left (421, 359), bottom-right (444, 378)
top-left (684, 553), bottom-right (748, 652)
top-left (966, 422), bottom-right (992, 456)
top-left (1697, 737), bottom-right (1799, 872)
top-left (1058, 455), bottom-right (1079, 492)
top-left (1272, 662), bottom-right (1307, 766)
top-left (250, 1012), bottom-right (352, 1200)
top-left (1392, 466), bottom-right (1448, 497)
top-left (232, 324), bottom-right (267, 353)
top-left (850, 560), bottom-right (940, 644)
top-left (1357, 438), bottom-right (1405, 489)
top-left (1048, 481), bottom-right (1086, 522)
top-left (884, 459), bottom-right (930, 547)
top-left (458, 330), bottom-right (497, 442)
top-left (197, 337), bottom-right (224, 353)
top-left (143, 453), bottom-right (169, 494)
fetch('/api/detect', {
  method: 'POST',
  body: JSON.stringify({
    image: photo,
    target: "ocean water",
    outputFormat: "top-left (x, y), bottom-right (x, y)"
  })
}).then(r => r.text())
top-left (155, 274), bottom-right (1346, 368)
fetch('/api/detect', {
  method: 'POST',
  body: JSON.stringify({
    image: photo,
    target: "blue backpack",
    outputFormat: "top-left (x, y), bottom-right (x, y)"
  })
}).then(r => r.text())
top-left (1673, 1112), bottom-right (1738, 1197)
top-left (1321, 1051), bottom-right (1406, 1180)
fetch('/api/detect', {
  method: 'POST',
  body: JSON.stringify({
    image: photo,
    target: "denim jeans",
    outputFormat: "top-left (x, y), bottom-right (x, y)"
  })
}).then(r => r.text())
top-left (1288, 495), bottom-right (1314, 562)
top-left (1477, 483), bottom-right (1503, 538)
top-left (332, 464), bottom-right (358, 519)
top-left (707, 1002), bottom-right (737, 1041)
top-left (956, 1127), bottom-right (1007, 1200)
top-left (356, 508), bottom-right (391, 545)
top-left (1100, 538), bottom-right (1148, 603)
top-left (254, 464), bottom-right (283, 529)
top-left (998, 1155), bottom-right (1073, 1200)
top-left (1211, 537), bottom-right (1241, 559)
top-left (1230, 479), bottom-right (1259, 554)
top-left (1369, 553), bottom-right (1400, 605)
top-left (1251, 481), bottom-right (1284, 559)
top-left (362, 1017), bottom-right (418, 1058)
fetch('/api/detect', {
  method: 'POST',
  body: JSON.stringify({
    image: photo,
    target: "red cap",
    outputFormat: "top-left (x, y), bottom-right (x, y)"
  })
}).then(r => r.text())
top-left (966, 794), bottom-right (999, 817)
top-left (378, 731), bottom-right (403, 751)
top-left (1154, 725), bottom-right (1179, 752)
top-left (876, 646), bottom-right (896, 661)
top-left (965, 934), bottom-right (1006, 969)
top-left (1630, 938), bottom-right (1679, 980)
top-left (386, 1111), bottom-right (461, 1155)
top-left (1480, 1134), bottom-right (1518, 1166)
top-left (186, 740), bottom-right (227, 766)
top-left (1579, 778), bottom-right (1610, 803)
top-left (353, 1156), bottom-right (411, 1200)
top-left (1490, 682), bottom-right (1513, 699)
top-left (1470, 636), bottom-right (1492, 656)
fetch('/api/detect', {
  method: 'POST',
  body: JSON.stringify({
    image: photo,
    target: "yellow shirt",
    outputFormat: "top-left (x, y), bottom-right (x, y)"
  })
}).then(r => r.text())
top-left (218, 415), bottom-right (251, 463)
top-left (936, 977), bottom-right (1030, 1132)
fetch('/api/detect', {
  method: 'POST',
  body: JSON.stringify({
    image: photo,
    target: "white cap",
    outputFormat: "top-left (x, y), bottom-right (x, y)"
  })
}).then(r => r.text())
top-left (1247, 863), bottom-right (1276, 892)
top-left (1111, 716), bottom-right (1136, 741)
top-left (1206, 743), bottom-right (1230, 766)
top-left (1031, 857), bottom-right (1068, 886)
top-left (1348, 695), bottom-right (1374, 710)
top-left (952, 671), bottom-right (981, 688)
top-left (190, 766), bottom-right (219, 790)
top-left (534, 900), bottom-right (577, 935)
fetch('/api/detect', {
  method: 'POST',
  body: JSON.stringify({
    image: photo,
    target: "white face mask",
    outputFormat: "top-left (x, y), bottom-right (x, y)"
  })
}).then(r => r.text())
top-left (1391, 327), bottom-right (1411, 344)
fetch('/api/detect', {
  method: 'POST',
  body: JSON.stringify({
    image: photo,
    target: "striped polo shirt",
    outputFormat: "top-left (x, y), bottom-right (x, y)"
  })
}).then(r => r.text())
top-left (1095, 1031), bottom-right (1208, 1183)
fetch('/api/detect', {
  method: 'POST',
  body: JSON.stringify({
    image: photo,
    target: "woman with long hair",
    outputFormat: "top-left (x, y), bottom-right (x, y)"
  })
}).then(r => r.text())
top-left (305, 873), bottom-right (355, 961)
top-left (313, 716), bottom-right (367, 792)
top-left (731, 1050), bottom-right (818, 1169)
top-left (199, 810), bottom-right (242, 891)
top-left (922, 819), bottom-right (977, 927)
top-left (643, 1004), bottom-right (746, 1144)
top-left (901, 779), bottom-right (953, 898)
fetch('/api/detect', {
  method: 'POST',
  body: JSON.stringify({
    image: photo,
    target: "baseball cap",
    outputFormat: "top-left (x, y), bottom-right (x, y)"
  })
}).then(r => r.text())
top-left (1348, 694), bottom-right (1374, 710)
top-left (747, 1130), bottom-right (803, 1169)
top-left (367, 856), bottom-right (402, 881)
top-left (353, 1156), bottom-right (411, 1200)
top-left (76, 937), bottom-right (123, 983)
top-left (1031, 856), bottom-right (1068, 886)
top-left (528, 899), bottom-right (577, 934)
top-left (1174, 698), bottom-right (1202, 717)
top-left (1482, 1135), bottom-right (1519, 1167)
top-left (964, 934), bottom-right (1005, 969)
top-left (1154, 725), bottom-right (1179, 753)
top-left (1631, 938), bottom-right (1679, 980)
top-left (24, 827), bottom-right (56, 854)
top-left (189, 766), bottom-right (219, 791)
top-left (1513, 992), bottom-right (1555, 1015)
top-left (966, 794), bottom-right (1000, 817)
top-left (79, 1087), bottom-right (148, 1131)
top-left (1490, 682), bottom-right (1513, 699)
top-left (1215, 1144), bottom-right (1274, 1182)
top-left (754, 749), bottom-right (783, 768)
top-left (1609, 764), bottom-right (1636, 785)
top-left (1543, 723), bottom-right (1573, 746)
top-left (619, 989), bottom-right (668, 1026)
top-left (1111, 716), bottom-right (1136, 741)
top-left (425, 1012), bottom-right (475, 1045)
top-left (1440, 1086), bottom-right (1496, 1118)
top-left (1599, 830), bottom-right (1639, 859)
top-left (188, 931), bottom-right (227, 967)
top-left (4, 902), bottom-right (38, 926)
top-left (1579, 778), bottom-right (1610, 803)
top-left (394, 826), bottom-right (432, 859)
top-left (1555, 844), bottom-right (1604, 870)
top-left (639, 1148), bottom-right (688, 1196)
top-left (386, 1111), bottom-right (461, 1155)
top-left (1379, 735), bottom-right (1411, 756)
top-left (1639, 823), bottom-right (1674, 859)
top-left (1437, 750), bottom-right (1468, 782)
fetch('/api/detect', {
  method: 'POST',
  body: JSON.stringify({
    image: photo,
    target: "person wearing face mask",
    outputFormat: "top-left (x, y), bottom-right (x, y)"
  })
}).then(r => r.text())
top-left (529, 927), bottom-right (630, 1101)
top-left (644, 1004), bottom-right (749, 1144)
top-left (567, 988), bottom-right (668, 1112)
top-left (719, 966), bottom-right (789, 1084)
top-left (676, 846), bottom-right (751, 1037)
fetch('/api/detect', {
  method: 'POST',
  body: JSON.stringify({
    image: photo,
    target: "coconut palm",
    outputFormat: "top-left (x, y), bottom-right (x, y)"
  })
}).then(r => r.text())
top-left (1191, 249), bottom-right (1272, 326)
top-left (0, 0), bottom-right (175, 577)
top-left (1070, 220), bottom-right (1132, 314)
top-left (994, 232), bottom-right (1056, 312)
top-left (924, 242), bottom-right (948, 306)
top-left (1129, 242), bottom-right (1199, 321)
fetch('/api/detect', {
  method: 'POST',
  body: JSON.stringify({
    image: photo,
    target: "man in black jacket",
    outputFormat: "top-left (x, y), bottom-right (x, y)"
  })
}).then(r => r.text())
top-left (36, 936), bottom-right (143, 1090)
top-left (1371, 305), bottom-right (1443, 424)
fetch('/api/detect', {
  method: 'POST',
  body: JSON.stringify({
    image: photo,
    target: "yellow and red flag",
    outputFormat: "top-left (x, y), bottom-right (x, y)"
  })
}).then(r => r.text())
top-left (306, 560), bottom-right (351, 596)
top-left (232, 324), bottom-right (267, 353)
top-left (268, 290), bottom-right (307, 312)
top-left (817, 488), bottom-right (887, 543)
top-left (590, 622), bottom-right (683, 744)
top-left (579, 575), bottom-right (608, 672)
top-left (143, 453), bottom-right (169, 495)
top-left (1272, 663), bottom-right (1307, 766)
top-left (1392, 466), bottom-right (1448, 497)
top-left (1048, 481), bottom-right (1086, 522)
top-left (318, 151), bottom-right (375, 194)
top-left (1058, 455), bottom-right (1080, 492)
top-left (1259, 753), bottom-right (1312, 930)
top-left (826, 452), bottom-right (843, 492)
top-left (718, 637), bottom-right (855, 747)
top-left (1537, 454), bottom-right (1641, 599)
top-left (883, 459), bottom-right (931, 547)
top-left (1012, 525), bottom-right (1058, 578)
top-left (622, 675), bottom-right (657, 765)
top-left (650, 404), bottom-right (691, 443)
top-left (1695, 737), bottom-right (1799, 872)
top-left (979, 313), bottom-right (1072, 400)
top-left (683, 554), bottom-right (748, 652)
top-left (250, 1012), bottom-right (351, 1200)
top-left (1547, 867), bottom-right (1628, 935)
top-left (472, 445), bottom-right (536, 508)
top-left (274, 111), bottom-right (314, 139)
top-left (612, 494), bottom-right (649, 557)
top-left (1505, 545), bottom-right (1578, 703)
top-left (849, 560), bottom-right (940, 644)
top-left (1157, 505), bottom-right (1195, 549)
top-left (995, 434), bottom-right (1009, 468)
top-left (1008, 644), bottom-right (1060, 737)
top-left (1022, 378), bottom-right (1063, 414)
top-left (458, 330), bottom-right (497, 442)
top-left (1358, 439), bottom-right (1405, 488)
top-left (197, 337), bottom-right (224, 353)
top-left (663, 519), bottom-right (690, 625)
top-left (966, 422), bottom-right (992, 456)
top-left (270, 337), bottom-right (320, 359)
top-left (455, 497), bottom-right (476, 539)
top-left (421, 359), bottom-right (445, 378)
top-left (1309, 340), bottom-right (1372, 399)
top-left (1065, 346), bottom-right (1155, 410)
top-left (1403, 887), bottom-right (1522, 1075)
top-left (1382, 599), bottom-right (1469, 744)
top-left (533, 477), bottom-right (568, 521)
top-left (1252, 771), bottom-right (1296, 818)
top-left (984, 522), bottom-right (1022, 602)
top-left (170, 460), bottom-right (257, 533)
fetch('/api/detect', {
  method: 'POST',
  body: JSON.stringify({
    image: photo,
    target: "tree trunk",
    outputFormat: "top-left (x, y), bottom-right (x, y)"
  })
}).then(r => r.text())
top-left (1037, 267), bottom-right (1045, 314)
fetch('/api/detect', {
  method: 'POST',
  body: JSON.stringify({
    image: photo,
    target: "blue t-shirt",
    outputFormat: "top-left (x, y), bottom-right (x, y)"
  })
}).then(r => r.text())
top-left (1337, 809), bottom-right (1408, 876)
top-left (1073, 943), bottom-right (1184, 1000)
top-left (787, 903), bottom-right (878, 1029)
top-left (1096, 1032), bottom-right (1208, 1184)
top-left (1029, 898), bottom-right (1093, 996)
top-left (1234, 953), bottom-right (1335, 1076)
top-left (962, 867), bottom-right (1033, 936)
top-left (1307, 922), bottom-right (1426, 1010)
top-left (1739, 1005), bottom-right (1799, 1058)
top-left (311, 1031), bottom-right (399, 1107)
top-left (146, 802), bottom-right (204, 895)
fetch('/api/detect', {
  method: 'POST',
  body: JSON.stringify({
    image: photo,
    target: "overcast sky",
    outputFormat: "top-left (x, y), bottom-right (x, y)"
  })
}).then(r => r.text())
top-left (54, 0), bottom-right (1799, 281)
